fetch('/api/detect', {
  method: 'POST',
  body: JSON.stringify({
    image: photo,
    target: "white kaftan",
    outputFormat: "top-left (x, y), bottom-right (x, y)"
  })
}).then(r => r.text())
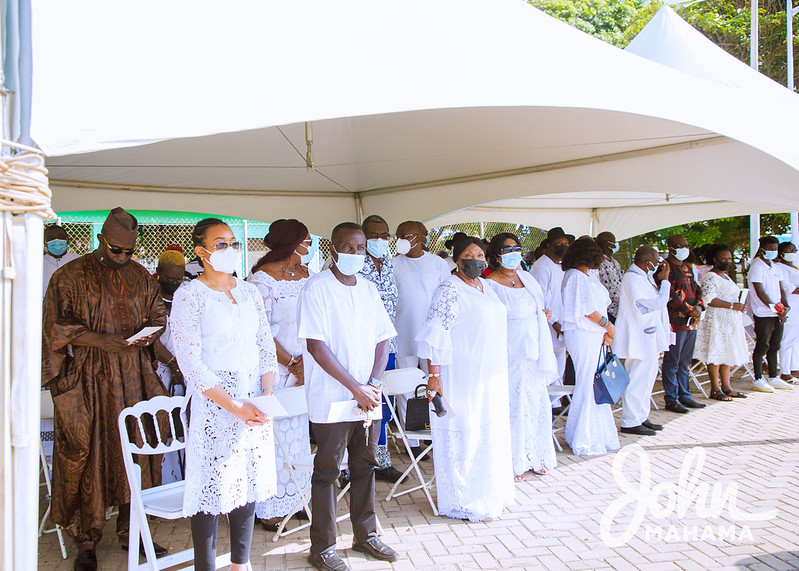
top-left (487, 271), bottom-right (558, 475)
top-left (779, 262), bottom-right (799, 374)
top-left (695, 271), bottom-right (749, 367)
top-left (248, 271), bottom-right (312, 519)
top-left (416, 276), bottom-right (514, 521)
top-left (171, 278), bottom-right (278, 516)
top-left (561, 269), bottom-right (620, 457)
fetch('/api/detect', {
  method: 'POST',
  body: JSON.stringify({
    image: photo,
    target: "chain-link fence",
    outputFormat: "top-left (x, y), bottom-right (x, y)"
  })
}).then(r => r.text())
top-left (46, 212), bottom-right (550, 275)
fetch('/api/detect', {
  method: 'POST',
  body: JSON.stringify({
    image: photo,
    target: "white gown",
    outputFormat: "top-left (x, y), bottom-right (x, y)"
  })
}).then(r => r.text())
top-left (778, 263), bottom-right (799, 374)
top-left (248, 271), bottom-right (312, 520)
top-left (561, 269), bottom-right (620, 457)
top-left (694, 271), bottom-right (749, 367)
top-left (487, 272), bottom-right (558, 475)
top-left (416, 275), bottom-right (515, 521)
top-left (171, 278), bottom-right (278, 516)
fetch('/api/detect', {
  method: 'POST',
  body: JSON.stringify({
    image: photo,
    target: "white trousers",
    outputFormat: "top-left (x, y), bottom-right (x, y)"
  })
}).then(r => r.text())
top-left (620, 358), bottom-right (658, 428)
top-left (780, 321), bottom-right (799, 375)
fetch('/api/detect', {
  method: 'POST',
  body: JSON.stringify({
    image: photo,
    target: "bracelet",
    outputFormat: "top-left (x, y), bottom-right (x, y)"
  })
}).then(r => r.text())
top-left (598, 316), bottom-right (609, 328)
top-left (428, 372), bottom-right (441, 378)
top-left (261, 388), bottom-right (274, 395)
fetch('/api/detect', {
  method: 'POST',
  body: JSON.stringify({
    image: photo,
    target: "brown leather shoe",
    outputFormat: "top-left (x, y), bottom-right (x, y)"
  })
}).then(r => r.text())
top-left (73, 549), bottom-right (97, 571)
top-left (352, 537), bottom-right (400, 562)
top-left (119, 534), bottom-right (168, 557)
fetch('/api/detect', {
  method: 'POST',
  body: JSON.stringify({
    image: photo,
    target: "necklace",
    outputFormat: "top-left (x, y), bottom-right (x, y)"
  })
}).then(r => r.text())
top-left (499, 269), bottom-right (519, 287)
top-left (280, 262), bottom-right (296, 277)
top-left (457, 271), bottom-right (482, 292)
top-left (202, 277), bottom-right (235, 303)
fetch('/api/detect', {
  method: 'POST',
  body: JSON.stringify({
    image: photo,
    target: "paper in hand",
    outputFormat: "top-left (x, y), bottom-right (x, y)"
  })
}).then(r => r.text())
top-left (326, 400), bottom-right (382, 423)
top-left (125, 326), bottom-right (164, 344)
top-left (245, 395), bottom-right (289, 418)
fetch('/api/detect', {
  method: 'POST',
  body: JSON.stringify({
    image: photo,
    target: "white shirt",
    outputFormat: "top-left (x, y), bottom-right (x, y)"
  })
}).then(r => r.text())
top-left (748, 257), bottom-right (784, 317)
top-left (393, 251), bottom-right (451, 363)
top-left (530, 254), bottom-right (564, 325)
top-left (297, 269), bottom-right (396, 423)
top-left (43, 252), bottom-right (80, 296)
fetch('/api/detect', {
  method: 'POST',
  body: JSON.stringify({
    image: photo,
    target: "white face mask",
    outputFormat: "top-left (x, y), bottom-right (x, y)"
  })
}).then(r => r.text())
top-left (784, 252), bottom-right (797, 263)
top-left (763, 250), bottom-right (778, 261)
top-left (366, 238), bottom-right (389, 259)
top-left (611, 243), bottom-right (620, 254)
top-left (203, 246), bottom-right (240, 274)
top-left (395, 238), bottom-right (412, 256)
top-left (500, 251), bottom-right (523, 270)
top-left (673, 246), bottom-right (690, 261)
top-left (332, 246), bottom-right (365, 276)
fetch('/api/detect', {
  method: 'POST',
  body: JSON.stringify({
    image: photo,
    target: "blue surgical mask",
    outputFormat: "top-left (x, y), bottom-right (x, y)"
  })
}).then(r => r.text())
top-left (611, 243), bottom-right (620, 253)
top-left (500, 251), bottom-right (523, 270)
top-left (297, 240), bottom-right (317, 266)
top-left (764, 250), bottom-right (778, 261)
top-left (46, 239), bottom-right (68, 256)
top-left (332, 246), bottom-right (365, 276)
top-left (366, 238), bottom-right (389, 259)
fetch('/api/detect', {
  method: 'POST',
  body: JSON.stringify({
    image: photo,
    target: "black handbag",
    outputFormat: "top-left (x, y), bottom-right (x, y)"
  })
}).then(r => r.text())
top-left (404, 384), bottom-right (431, 431)
top-left (593, 345), bottom-right (631, 405)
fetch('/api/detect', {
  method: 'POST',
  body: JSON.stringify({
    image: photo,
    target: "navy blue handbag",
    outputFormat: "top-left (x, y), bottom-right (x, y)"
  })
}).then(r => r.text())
top-left (593, 345), bottom-right (631, 405)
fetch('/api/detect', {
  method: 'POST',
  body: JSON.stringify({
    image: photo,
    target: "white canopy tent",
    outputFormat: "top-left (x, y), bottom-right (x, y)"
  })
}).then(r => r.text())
top-left (32, 0), bottom-right (799, 239)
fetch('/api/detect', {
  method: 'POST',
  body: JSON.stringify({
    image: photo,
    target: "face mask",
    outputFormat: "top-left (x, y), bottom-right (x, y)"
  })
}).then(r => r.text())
top-left (460, 258), bottom-right (487, 279)
top-left (716, 262), bottom-right (732, 272)
top-left (763, 250), bottom-right (778, 261)
top-left (366, 238), bottom-right (389, 259)
top-left (203, 246), bottom-right (240, 274)
top-left (611, 243), bottom-right (620, 254)
top-left (646, 262), bottom-right (656, 277)
top-left (332, 246), bottom-right (365, 276)
top-left (784, 252), bottom-right (797, 263)
top-left (99, 255), bottom-right (129, 270)
top-left (296, 241), bottom-right (317, 266)
top-left (396, 238), bottom-right (412, 255)
top-left (46, 239), bottom-right (68, 256)
top-left (553, 245), bottom-right (568, 259)
top-left (673, 247), bottom-right (690, 261)
top-left (159, 280), bottom-right (181, 295)
top-left (500, 251), bottom-right (523, 270)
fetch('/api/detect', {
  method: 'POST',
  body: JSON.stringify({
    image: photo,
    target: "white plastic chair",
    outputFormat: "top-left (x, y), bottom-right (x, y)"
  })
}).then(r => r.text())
top-left (39, 388), bottom-right (67, 559)
top-left (269, 386), bottom-right (357, 542)
top-left (381, 367), bottom-right (438, 516)
top-left (547, 384), bottom-right (575, 452)
top-left (118, 395), bottom-right (238, 570)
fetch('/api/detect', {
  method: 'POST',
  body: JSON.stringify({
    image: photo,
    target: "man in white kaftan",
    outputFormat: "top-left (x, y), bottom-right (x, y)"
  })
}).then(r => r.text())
top-left (613, 246), bottom-right (673, 436)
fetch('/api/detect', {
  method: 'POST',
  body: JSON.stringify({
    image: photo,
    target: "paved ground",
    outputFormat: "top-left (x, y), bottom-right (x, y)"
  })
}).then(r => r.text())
top-left (39, 375), bottom-right (799, 570)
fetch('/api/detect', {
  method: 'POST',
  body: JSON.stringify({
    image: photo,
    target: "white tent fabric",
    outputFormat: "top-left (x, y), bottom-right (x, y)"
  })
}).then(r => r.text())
top-left (33, 0), bottom-right (799, 237)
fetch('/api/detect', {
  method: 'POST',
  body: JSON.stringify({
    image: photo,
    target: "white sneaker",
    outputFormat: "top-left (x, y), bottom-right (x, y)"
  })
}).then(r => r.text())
top-left (768, 377), bottom-right (793, 390)
top-left (751, 378), bottom-right (774, 392)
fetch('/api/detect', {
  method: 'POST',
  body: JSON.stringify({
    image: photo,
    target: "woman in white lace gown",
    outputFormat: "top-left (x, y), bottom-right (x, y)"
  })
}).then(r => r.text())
top-left (485, 233), bottom-right (557, 479)
top-left (416, 237), bottom-right (514, 521)
top-left (560, 237), bottom-right (620, 457)
top-left (694, 245), bottom-right (749, 400)
top-left (171, 219), bottom-right (278, 571)
top-left (777, 242), bottom-right (799, 382)
top-left (247, 219), bottom-right (314, 529)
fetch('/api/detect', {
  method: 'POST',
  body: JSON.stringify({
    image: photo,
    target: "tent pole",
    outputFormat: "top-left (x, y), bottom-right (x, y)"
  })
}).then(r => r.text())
top-left (789, 1), bottom-right (799, 91)
top-left (750, 214), bottom-right (761, 259)
top-left (751, 0), bottom-right (759, 69)
top-left (791, 212), bottom-right (799, 245)
top-left (354, 193), bottom-right (364, 224)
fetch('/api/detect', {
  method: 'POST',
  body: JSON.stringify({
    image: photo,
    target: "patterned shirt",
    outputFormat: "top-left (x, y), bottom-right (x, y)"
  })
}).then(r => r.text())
top-left (358, 254), bottom-right (399, 354)
top-left (658, 261), bottom-right (704, 332)
top-left (598, 255), bottom-right (623, 317)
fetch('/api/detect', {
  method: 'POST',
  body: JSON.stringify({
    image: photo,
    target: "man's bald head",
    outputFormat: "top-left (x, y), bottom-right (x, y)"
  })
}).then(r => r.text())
top-left (331, 222), bottom-right (363, 247)
top-left (396, 221), bottom-right (423, 236)
top-left (634, 246), bottom-right (658, 267)
top-left (666, 234), bottom-right (687, 249)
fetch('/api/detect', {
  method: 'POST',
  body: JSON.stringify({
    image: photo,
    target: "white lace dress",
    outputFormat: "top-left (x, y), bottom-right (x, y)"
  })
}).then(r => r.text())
top-left (171, 278), bottom-right (278, 516)
top-left (694, 271), bottom-right (749, 367)
top-left (416, 275), bottom-right (515, 522)
top-left (487, 274), bottom-right (558, 476)
top-left (247, 271), bottom-right (312, 519)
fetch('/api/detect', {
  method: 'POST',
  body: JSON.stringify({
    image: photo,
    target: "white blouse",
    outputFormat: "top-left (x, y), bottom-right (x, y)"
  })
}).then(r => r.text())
top-left (560, 268), bottom-right (611, 333)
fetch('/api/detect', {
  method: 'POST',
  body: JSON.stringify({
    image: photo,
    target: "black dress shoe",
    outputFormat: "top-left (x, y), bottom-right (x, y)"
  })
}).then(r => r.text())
top-left (308, 549), bottom-right (349, 571)
top-left (120, 537), bottom-right (168, 557)
top-left (375, 466), bottom-right (404, 483)
top-left (679, 397), bottom-right (707, 409)
top-left (642, 420), bottom-right (663, 431)
top-left (664, 400), bottom-right (690, 414)
top-left (620, 425), bottom-right (657, 436)
top-left (74, 549), bottom-right (97, 571)
top-left (410, 446), bottom-right (431, 461)
top-left (352, 537), bottom-right (400, 562)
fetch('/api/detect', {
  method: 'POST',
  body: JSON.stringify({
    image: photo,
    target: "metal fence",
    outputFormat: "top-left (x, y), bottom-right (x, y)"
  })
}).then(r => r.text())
top-left (46, 212), bottom-right (550, 275)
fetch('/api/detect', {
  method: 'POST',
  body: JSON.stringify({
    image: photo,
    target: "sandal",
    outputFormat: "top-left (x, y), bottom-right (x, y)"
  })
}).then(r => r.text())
top-left (723, 389), bottom-right (747, 398)
top-left (531, 468), bottom-right (547, 476)
top-left (709, 390), bottom-right (733, 401)
top-left (514, 474), bottom-right (525, 482)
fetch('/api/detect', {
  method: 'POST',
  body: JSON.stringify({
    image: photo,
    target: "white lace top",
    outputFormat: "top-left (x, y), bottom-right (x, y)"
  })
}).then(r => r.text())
top-left (170, 277), bottom-right (279, 515)
top-left (560, 268), bottom-right (611, 333)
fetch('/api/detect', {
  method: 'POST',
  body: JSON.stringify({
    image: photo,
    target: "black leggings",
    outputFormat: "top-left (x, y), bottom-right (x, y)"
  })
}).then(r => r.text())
top-left (190, 502), bottom-right (255, 570)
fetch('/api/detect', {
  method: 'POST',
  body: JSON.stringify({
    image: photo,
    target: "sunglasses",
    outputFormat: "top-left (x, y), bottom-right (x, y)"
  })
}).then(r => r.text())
top-left (101, 235), bottom-right (136, 256)
top-left (499, 245), bottom-right (522, 254)
top-left (209, 240), bottom-right (242, 252)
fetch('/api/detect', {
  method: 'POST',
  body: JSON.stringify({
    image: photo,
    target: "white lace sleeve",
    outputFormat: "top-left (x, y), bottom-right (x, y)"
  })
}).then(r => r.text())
top-left (415, 280), bottom-right (459, 365)
top-left (251, 273), bottom-right (277, 334)
top-left (251, 287), bottom-right (279, 376)
top-left (170, 286), bottom-right (225, 394)
top-left (701, 272), bottom-right (721, 304)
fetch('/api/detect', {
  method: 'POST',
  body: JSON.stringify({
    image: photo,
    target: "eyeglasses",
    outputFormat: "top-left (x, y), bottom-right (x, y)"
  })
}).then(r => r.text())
top-left (209, 241), bottom-right (242, 252)
top-left (366, 233), bottom-right (393, 241)
top-left (499, 245), bottom-right (522, 254)
top-left (101, 235), bottom-right (135, 256)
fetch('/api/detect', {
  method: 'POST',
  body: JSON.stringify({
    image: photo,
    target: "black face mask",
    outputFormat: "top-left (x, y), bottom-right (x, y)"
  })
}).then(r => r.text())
top-left (159, 280), bottom-right (181, 295)
top-left (99, 255), bottom-right (129, 270)
top-left (716, 262), bottom-right (732, 272)
top-left (460, 259), bottom-right (487, 279)
top-left (553, 245), bottom-right (568, 259)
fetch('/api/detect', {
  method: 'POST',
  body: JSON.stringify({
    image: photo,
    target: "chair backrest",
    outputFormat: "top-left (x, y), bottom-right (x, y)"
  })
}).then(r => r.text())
top-left (381, 367), bottom-right (427, 396)
top-left (117, 395), bottom-right (189, 457)
top-left (272, 386), bottom-right (308, 420)
top-left (41, 388), bottom-right (55, 420)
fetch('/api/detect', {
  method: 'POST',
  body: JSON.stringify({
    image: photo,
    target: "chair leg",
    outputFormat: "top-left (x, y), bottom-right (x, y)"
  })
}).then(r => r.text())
top-left (127, 509), bottom-right (140, 570)
top-left (551, 431), bottom-right (563, 453)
